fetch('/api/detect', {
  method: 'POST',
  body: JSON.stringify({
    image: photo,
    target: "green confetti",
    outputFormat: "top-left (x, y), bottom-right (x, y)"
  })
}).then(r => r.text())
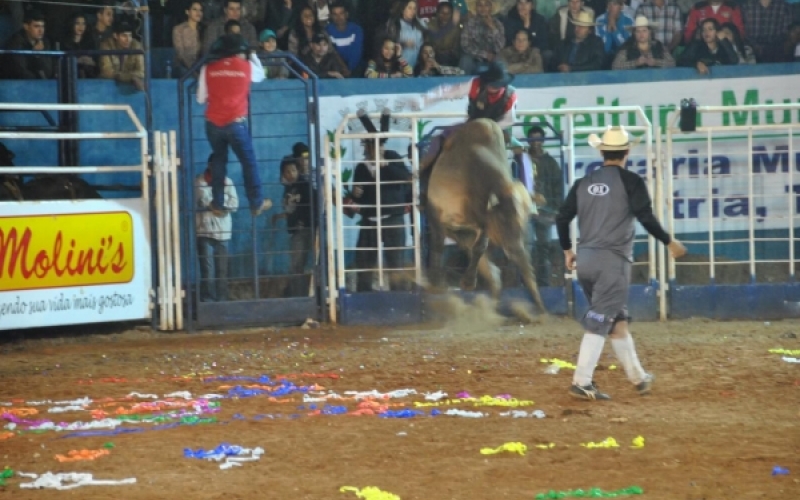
top-left (535, 486), bottom-right (644, 499)
top-left (0, 467), bottom-right (14, 486)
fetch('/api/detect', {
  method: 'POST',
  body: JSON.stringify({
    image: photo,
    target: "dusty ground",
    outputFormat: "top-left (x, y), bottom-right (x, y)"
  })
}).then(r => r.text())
top-left (1, 306), bottom-right (799, 500)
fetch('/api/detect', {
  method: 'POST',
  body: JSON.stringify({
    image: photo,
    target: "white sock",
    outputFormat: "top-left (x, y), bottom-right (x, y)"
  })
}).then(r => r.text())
top-left (573, 333), bottom-right (606, 387)
top-left (611, 334), bottom-right (647, 385)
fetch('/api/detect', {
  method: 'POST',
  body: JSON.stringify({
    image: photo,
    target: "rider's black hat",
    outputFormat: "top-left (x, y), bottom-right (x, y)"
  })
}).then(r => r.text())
top-left (478, 61), bottom-right (514, 88)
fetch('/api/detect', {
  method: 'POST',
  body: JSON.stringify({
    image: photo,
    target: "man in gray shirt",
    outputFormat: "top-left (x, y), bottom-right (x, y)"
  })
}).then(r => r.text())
top-left (555, 126), bottom-right (686, 401)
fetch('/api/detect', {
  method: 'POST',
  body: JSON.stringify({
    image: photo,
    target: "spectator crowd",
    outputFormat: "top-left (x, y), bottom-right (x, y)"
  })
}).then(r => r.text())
top-left (2, 0), bottom-right (798, 82)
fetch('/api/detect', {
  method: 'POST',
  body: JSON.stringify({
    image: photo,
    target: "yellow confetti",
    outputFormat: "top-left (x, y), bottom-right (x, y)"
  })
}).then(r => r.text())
top-left (340, 486), bottom-right (401, 500)
top-left (580, 437), bottom-right (619, 449)
top-left (472, 395), bottom-right (535, 408)
top-left (535, 443), bottom-right (556, 449)
top-left (769, 349), bottom-right (800, 356)
top-left (539, 358), bottom-right (577, 370)
top-left (631, 436), bottom-right (645, 448)
top-left (480, 442), bottom-right (528, 455)
top-left (413, 398), bottom-right (474, 408)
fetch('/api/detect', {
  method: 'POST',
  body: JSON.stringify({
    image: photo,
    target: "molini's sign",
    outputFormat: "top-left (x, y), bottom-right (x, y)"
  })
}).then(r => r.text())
top-left (0, 212), bottom-right (134, 291)
top-left (0, 200), bottom-right (152, 331)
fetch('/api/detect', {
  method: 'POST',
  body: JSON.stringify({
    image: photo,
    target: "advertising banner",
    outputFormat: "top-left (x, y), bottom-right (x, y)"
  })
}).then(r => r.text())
top-left (0, 199), bottom-right (152, 330)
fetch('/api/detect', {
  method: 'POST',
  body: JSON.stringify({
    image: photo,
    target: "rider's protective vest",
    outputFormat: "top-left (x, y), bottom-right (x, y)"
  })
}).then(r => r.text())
top-left (466, 78), bottom-right (514, 122)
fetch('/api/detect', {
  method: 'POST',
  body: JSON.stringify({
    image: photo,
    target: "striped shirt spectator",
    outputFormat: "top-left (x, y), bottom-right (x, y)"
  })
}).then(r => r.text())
top-left (635, 0), bottom-right (683, 50)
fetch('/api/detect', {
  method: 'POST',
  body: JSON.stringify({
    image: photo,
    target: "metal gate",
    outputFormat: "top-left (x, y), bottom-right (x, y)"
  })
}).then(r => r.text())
top-left (664, 103), bottom-right (800, 319)
top-left (178, 55), bottom-right (324, 330)
top-left (0, 103), bottom-right (153, 331)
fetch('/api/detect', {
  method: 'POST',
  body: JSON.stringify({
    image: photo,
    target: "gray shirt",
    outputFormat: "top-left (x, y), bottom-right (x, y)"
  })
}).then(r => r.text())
top-left (556, 165), bottom-right (670, 260)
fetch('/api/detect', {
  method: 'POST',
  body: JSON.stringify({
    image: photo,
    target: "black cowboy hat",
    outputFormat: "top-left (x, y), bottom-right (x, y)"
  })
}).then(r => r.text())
top-left (209, 33), bottom-right (250, 60)
top-left (478, 61), bottom-right (514, 87)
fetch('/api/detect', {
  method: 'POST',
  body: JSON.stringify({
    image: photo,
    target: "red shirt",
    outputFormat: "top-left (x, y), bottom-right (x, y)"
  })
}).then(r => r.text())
top-left (684, 1), bottom-right (745, 43)
top-left (203, 56), bottom-right (252, 126)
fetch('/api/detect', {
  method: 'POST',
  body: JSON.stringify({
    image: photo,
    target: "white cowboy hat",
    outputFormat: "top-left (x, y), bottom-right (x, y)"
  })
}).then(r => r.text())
top-left (588, 126), bottom-right (641, 151)
top-left (569, 11), bottom-right (598, 27)
top-left (626, 15), bottom-right (660, 30)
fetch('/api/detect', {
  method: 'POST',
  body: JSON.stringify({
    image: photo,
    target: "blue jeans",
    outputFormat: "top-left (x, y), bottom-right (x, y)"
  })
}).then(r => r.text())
top-left (205, 120), bottom-right (263, 210)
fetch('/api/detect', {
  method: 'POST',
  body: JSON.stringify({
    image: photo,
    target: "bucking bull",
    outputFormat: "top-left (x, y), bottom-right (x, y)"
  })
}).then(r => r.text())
top-left (0, 142), bottom-right (101, 201)
top-left (422, 118), bottom-right (546, 313)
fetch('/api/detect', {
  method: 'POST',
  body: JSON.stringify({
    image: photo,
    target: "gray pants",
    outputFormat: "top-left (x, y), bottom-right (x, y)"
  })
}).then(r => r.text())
top-left (577, 247), bottom-right (630, 336)
top-left (197, 236), bottom-right (229, 301)
top-left (288, 228), bottom-right (313, 297)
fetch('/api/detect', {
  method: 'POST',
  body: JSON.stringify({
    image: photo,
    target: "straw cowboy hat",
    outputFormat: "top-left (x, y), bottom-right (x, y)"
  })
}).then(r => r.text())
top-left (569, 11), bottom-right (598, 27)
top-left (588, 126), bottom-right (641, 151)
top-left (626, 15), bottom-right (660, 30)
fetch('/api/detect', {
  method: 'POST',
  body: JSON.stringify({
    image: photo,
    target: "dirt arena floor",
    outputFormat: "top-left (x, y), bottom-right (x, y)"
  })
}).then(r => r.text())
top-left (1, 303), bottom-right (798, 500)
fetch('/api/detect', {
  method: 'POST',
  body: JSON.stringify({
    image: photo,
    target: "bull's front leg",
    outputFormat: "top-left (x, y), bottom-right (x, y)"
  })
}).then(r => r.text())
top-left (505, 239), bottom-right (546, 313)
top-left (425, 208), bottom-right (447, 292)
top-left (461, 231), bottom-right (488, 291)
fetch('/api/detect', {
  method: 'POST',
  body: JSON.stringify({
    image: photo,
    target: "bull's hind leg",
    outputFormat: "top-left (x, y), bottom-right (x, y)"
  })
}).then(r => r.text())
top-left (461, 230), bottom-right (488, 291)
top-left (505, 239), bottom-right (546, 313)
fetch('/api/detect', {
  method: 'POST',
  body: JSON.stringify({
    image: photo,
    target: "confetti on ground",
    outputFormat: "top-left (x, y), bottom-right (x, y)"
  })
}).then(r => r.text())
top-left (580, 437), bottom-right (620, 449)
top-left (480, 442), bottom-right (527, 455)
top-left (535, 486), bottom-right (644, 499)
top-left (340, 486), bottom-right (401, 500)
top-left (18, 472), bottom-right (136, 490)
top-left (55, 449), bottom-right (110, 462)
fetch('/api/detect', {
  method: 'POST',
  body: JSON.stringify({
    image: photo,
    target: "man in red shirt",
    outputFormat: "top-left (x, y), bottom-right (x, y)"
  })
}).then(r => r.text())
top-left (197, 34), bottom-right (272, 217)
top-left (683, 0), bottom-right (745, 43)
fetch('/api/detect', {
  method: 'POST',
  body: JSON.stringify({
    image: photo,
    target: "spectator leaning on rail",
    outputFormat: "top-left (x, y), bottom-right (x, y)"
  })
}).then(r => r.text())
top-left (551, 11), bottom-right (606, 72)
top-left (611, 15), bottom-right (675, 69)
top-left (677, 18), bottom-right (739, 73)
top-left (301, 32), bottom-right (348, 78)
top-left (197, 33), bottom-right (273, 217)
top-left (634, 0), bottom-right (683, 53)
top-left (259, 29), bottom-right (290, 79)
top-left (5, 9), bottom-right (54, 79)
top-left (555, 125), bottom-right (687, 401)
top-left (99, 21), bottom-right (145, 91)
